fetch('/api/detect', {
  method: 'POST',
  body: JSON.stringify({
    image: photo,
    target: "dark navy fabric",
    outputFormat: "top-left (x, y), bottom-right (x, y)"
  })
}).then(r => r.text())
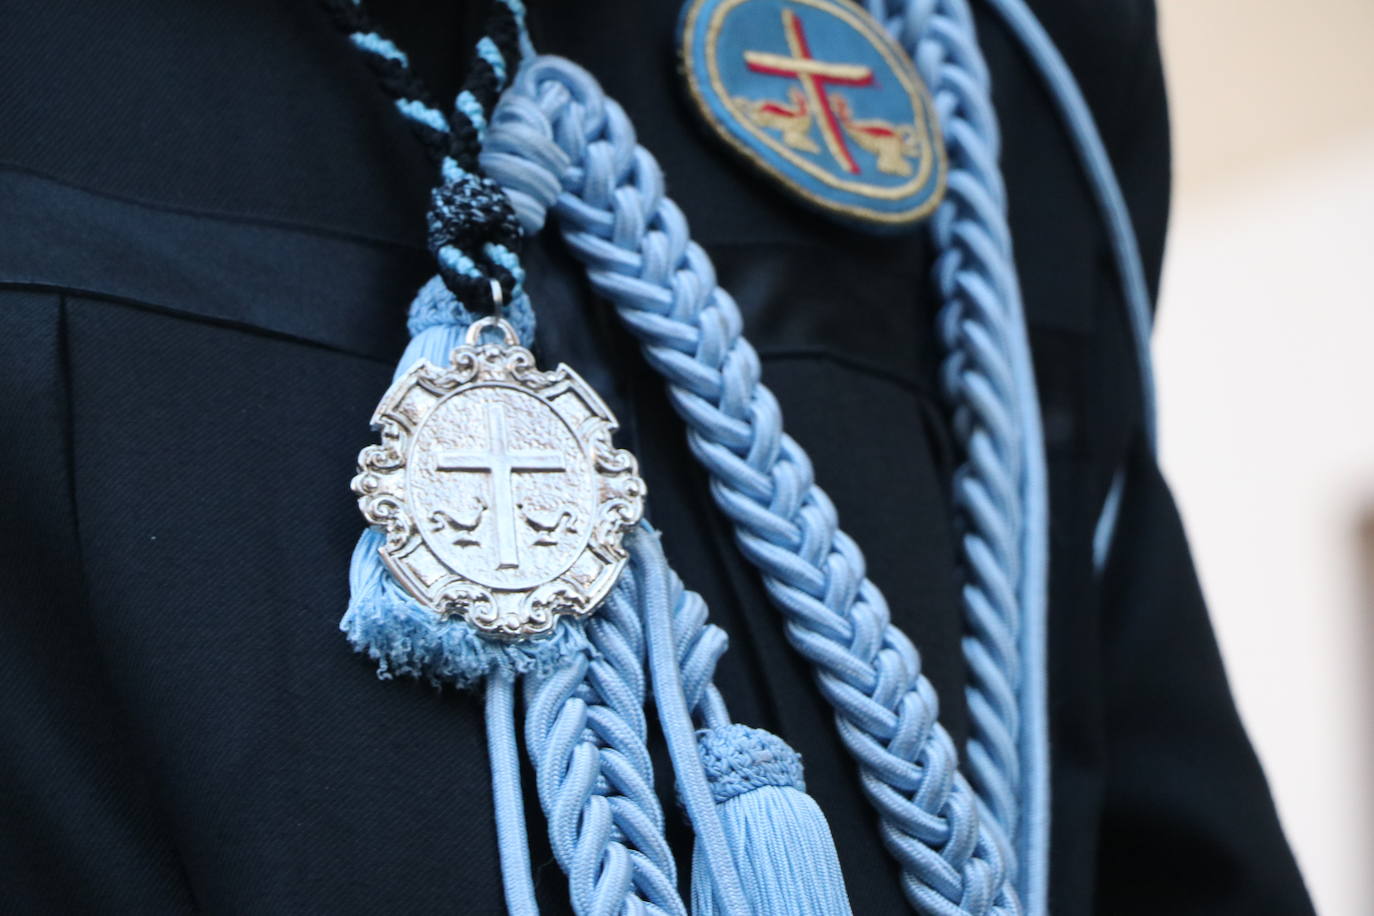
top-left (0, 1), bottom-right (1311, 913)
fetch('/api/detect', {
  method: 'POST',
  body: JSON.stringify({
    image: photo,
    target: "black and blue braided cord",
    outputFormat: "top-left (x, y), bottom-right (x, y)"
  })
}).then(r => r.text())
top-left (322, 0), bottom-right (528, 315)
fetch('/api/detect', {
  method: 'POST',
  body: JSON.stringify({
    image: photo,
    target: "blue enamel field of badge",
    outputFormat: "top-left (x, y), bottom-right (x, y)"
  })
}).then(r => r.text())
top-left (680, 0), bottom-right (946, 229)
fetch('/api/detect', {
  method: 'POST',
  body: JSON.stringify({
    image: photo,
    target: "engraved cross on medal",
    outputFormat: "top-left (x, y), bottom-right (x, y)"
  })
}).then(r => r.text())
top-left (436, 402), bottom-right (565, 570)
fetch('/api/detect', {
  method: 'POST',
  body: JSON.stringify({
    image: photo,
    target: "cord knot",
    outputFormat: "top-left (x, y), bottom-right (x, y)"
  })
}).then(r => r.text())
top-left (697, 725), bottom-right (805, 802)
top-left (427, 169), bottom-right (520, 255)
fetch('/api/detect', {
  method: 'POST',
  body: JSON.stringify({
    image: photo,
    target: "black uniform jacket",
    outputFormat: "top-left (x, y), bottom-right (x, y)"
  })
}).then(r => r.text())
top-left (0, 1), bottom-right (1313, 913)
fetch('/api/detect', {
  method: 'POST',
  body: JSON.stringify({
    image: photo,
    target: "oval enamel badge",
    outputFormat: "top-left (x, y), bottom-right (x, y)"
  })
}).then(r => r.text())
top-left (680, 0), bottom-right (946, 229)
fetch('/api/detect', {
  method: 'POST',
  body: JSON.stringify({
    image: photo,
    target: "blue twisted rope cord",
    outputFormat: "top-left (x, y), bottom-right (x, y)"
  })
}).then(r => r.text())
top-left (331, 3), bottom-right (865, 913)
top-left (355, 304), bottom-right (845, 916)
top-left (484, 59), bottom-right (1021, 915)
top-left (523, 523), bottom-right (841, 916)
top-left (336, 7), bottom-right (852, 913)
top-left (521, 533), bottom-right (689, 916)
top-left (869, 1), bottom-right (1050, 910)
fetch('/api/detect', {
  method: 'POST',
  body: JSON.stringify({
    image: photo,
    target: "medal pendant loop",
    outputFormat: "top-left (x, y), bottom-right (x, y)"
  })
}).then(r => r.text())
top-left (465, 315), bottom-right (521, 348)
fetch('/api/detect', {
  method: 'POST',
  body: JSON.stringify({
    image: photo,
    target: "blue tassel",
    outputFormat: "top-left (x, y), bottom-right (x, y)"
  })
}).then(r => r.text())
top-left (691, 725), bottom-right (853, 916)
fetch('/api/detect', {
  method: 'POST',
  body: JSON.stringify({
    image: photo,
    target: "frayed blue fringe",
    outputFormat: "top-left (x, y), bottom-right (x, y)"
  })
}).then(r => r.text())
top-left (342, 529), bottom-right (592, 689)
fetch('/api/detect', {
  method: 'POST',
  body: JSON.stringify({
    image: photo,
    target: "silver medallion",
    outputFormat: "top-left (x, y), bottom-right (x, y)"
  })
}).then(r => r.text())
top-left (353, 316), bottom-right (645, 640)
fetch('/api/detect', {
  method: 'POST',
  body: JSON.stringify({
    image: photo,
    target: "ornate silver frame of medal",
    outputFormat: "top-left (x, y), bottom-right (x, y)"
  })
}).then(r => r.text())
top-left (352, 317), bottom-right (645, 640)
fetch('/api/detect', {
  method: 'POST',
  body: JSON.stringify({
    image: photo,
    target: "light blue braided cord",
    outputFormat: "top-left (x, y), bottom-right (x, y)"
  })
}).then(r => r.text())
top-left (522, 549), bottom-right (688, 916)
top-left (871, 3), bottom-right (1051, 911)
top-left (621, 526), bottom-right (850, 916)
top-left (634, 530), bottom-right (752, 916)
top-left (487, 671), bottom-right (540, 916)
top-left (520, 526), bottom-right (761, 916)
top-left (483, 60), bottom-right (1019, 915)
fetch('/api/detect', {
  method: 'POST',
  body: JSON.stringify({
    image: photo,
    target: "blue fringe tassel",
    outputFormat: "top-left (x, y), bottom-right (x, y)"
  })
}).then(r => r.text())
top-left (691, 725), bottom-right (853, 916)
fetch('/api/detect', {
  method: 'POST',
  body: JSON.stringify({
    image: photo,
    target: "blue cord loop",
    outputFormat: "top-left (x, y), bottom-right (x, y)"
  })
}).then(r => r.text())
top-left (973, 0), bottom-right (1158, 588)
top-left (333, 3), bottom-right (856, 914)
top-left (482, 55), bottom-right (1023, 915)
top-left (336, 1), bottom-right (1156, 912)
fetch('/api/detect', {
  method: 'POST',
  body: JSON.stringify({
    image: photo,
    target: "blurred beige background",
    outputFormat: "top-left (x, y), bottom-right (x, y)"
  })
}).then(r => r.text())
top-left (1155, 1), bottom-right (1374, 913)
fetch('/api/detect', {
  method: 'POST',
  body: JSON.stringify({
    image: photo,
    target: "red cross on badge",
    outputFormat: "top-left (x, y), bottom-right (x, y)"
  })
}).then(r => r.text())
top-left (743, 8), bottom-right (876, 175)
